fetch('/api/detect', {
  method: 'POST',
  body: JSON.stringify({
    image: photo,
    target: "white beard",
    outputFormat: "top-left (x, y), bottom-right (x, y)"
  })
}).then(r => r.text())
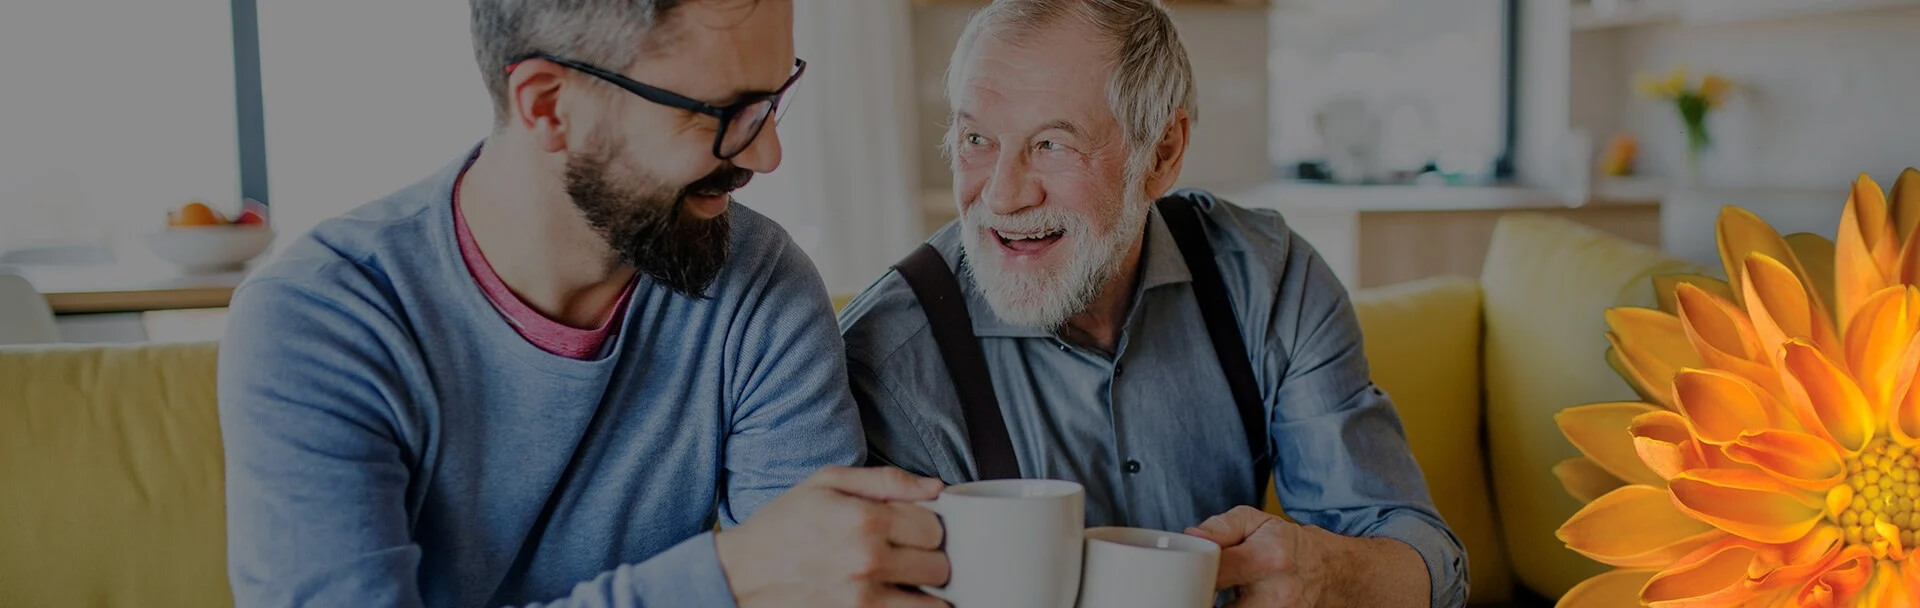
top-left (959, 189), bottom-right (1150, 330)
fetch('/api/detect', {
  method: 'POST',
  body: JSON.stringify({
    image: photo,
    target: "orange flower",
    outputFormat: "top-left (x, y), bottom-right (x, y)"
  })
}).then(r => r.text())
top-left (1556, 168), bottom-right (1920, 607)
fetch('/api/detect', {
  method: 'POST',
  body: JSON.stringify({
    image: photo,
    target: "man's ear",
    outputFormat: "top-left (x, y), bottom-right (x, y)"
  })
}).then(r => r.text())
top-left (1143, 108), bottom-right (1191, 200)
top-left (507, 59), bottom-right (571, 154)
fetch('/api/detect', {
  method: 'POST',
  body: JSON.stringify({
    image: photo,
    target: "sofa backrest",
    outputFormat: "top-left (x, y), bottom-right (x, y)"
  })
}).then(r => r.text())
top-left (0, 342), bottom-right (230, 607)
top-left (1346, 276), bottom-right (1510, 605)
top-left (1478, 214), bottom-right (1703, 598)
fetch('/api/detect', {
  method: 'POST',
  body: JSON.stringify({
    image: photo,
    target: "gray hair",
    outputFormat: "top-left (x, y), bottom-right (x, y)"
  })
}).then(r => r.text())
top-left (945, 0), bottom-right (1199, 183)
top-left (470, 0), bottom-right (689, 126)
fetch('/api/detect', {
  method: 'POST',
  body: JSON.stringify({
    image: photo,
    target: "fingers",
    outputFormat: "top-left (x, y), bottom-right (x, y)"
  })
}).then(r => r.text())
top-left (889, 502), bottom-right (945, 550)
top-left (810, 466), bottom-right (945, 502)
top-left (877, 546), bottom-right (952, 588)
top-left (1185, 505), bottom-right (1272, 547)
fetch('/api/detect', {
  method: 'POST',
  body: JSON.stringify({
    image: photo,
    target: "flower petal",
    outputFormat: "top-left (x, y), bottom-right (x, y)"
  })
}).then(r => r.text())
top-left (1559, 402), bottom-right (1668, 487)
top-left (1748, 523), bottom-right (1845, 592)
top-left (1655, 273), bottom-right (1738, 316)
top-left (1678, 282), bottom-right (1765, 361)
top-left (1863, 560), bottom-right (1916, 608)
top-left (1838, 173), bottom-right (1899, 332)
top-left (1720, 205), bottom-right (1815, 310)
top-left (1674, 369), bottom-right (1785, 444)
top-left (1873, 520), bottom-right (1907, 561)
top-left (1780, 340), bottom-right (1876, 454)
top-left (1723, 430), bottom-right (1846, 492)
top-left (1785, 232), bottom-right (1839, 321)
top-left (1559, 485), bottom-right (1728, 568)
top-left (1743, 253), bottom-right (1843, 367)
top-left (1677, 284), bottom-right (1785, 399)
top-left (1643, 540), bottom-right (1763, 607)
top-left (1891, 167), bottom-right (1920, 246)
top-left (1609, 306), bottom-right (1704, 409)
top-left (1559, 569), bottom-right (1660, 608)
top-left (1554, 456), bottom-right (1628, 504)
top-left (1889, 333), bottom-right (1920, 447)
top-left (1669, 469), bottom-right (1824, 544)
top-left (1792, 546), bottom-right (1874, 608)
top-left (1633, 410), bottom-right (1707, 480)
top-left (1844, 286), bottom-right (1920, 417)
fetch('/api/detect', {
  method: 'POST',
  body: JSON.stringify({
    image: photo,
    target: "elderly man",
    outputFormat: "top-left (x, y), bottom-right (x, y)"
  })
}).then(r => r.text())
top-left (839, 0), bottom-right (1465, 606)
top-left (218, 1), bottom-right (949, 607)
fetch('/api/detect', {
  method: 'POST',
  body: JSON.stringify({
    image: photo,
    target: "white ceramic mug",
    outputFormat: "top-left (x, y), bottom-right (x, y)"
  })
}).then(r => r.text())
top-left (1074, 527), bottom-right (1221, 608)
top-left (918, 479), bottom-right (1085, 608)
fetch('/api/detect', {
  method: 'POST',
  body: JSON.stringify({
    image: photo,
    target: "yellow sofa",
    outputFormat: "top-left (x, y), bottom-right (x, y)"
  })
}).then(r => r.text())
top-left (0, 214), bottom-right (1700, 606)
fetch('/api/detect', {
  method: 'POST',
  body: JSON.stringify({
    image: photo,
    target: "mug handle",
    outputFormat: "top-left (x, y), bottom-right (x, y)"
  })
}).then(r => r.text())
top-left (915, 499), bottom-right (952, 601)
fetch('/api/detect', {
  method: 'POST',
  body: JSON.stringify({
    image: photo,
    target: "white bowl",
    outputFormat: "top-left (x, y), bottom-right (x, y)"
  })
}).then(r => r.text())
top-left (143, 226), bottom-right (275, 273)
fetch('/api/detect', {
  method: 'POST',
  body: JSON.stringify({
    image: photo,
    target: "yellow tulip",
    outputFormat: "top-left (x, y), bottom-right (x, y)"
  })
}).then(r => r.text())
top-left (1663, 66), bottom-right (1690, 98)
top-left (1700, 74), bottom-right (1734, 109)
top-left (1635, 72), bottom-right (1673, 100)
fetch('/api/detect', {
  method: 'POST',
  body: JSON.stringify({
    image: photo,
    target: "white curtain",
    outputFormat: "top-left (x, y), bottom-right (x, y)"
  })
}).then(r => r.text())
top-left (735, 0), bottom-right (924, 295)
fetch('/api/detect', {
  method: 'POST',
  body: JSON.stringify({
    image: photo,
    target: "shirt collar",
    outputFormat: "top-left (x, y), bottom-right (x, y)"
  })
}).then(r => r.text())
top-left (964, 206), bottom-right (1194, 338)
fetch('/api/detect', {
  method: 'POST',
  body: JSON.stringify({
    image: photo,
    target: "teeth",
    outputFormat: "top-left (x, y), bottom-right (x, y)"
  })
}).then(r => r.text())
top-left (997, 229), bottom-right (1060, 241)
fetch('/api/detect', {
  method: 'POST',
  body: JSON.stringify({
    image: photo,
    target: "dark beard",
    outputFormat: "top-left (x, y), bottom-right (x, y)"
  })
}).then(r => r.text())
top-left (564, 149), bottom-right (747, 298)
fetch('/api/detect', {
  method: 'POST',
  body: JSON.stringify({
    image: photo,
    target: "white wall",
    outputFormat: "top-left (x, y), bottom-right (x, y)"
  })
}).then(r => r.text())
top-left (1582, 7), bottom-right (1920, 190)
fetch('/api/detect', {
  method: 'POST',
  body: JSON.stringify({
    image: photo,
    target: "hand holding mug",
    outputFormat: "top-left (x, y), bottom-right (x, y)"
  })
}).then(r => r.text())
top-left (717, 466), bottom-right (951, 608)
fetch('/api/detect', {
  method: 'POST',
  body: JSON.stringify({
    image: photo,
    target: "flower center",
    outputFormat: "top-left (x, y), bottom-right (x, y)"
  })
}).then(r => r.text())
top-left (1839, 438), bottom-right (1920, 550)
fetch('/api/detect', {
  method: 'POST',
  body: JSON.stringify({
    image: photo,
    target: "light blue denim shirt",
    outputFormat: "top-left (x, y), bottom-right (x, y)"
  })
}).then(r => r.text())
top-left (839, 189), bottom-right (1466, 607)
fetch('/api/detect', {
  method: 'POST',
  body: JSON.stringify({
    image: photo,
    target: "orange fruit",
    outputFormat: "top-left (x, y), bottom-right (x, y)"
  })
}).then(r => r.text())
top-left (172, 202), bottom-right (225, 226)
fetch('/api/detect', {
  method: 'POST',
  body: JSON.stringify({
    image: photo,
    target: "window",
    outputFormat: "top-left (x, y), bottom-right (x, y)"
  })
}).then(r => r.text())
top-left (255, 0), bottom-right (492, 244)
top-left (1268, 0), bottom-right (1514, 184)
top-left (0, 0), bottom-right (239, 253)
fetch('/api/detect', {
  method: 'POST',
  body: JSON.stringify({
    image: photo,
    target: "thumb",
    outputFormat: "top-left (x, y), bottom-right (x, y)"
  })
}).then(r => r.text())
top-left (808, 466), bottom-right (945, 501)
top-left (1186, 505), bottom-right (1273, 548)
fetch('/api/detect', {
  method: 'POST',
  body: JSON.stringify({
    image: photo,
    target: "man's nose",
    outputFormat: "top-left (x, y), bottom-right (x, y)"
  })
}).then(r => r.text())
top-left (730, 121), bottom-right (783, 173)
top-left (982, 150), bottom-right (1040, 216)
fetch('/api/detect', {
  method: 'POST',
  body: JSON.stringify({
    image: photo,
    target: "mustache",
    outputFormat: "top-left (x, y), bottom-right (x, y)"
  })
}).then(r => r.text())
top-left (963, 204), bottom-right (1088, 234)
top-left (684, 165), bottom-right (754, 197)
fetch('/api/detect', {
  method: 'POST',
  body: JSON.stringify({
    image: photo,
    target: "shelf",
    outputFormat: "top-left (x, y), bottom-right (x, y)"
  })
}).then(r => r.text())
top-left (1680, 0), bottom-right (1920, 25)
top-left (1571, 0), bottom-right (1681, 30)
top-left (1571, 0), bottom-right (1920, 30)
top-left (1592, 176), bottom-right (1670, 203)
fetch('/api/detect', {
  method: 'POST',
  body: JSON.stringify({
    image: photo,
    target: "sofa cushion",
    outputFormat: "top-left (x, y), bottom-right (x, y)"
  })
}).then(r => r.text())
top-left (1479, 214), bottom-right (1700, 599)
top-left (1349, 277), bottom-right (1510, 605)
top-left (0, 342), bottom-right (230, 607)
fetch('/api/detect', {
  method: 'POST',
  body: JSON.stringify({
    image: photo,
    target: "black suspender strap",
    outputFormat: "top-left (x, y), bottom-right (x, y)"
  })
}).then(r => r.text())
top-left (891, 199), bottom-right (1271, 501)
top-left (1157, 197), bottom-right (1275, 501)
top-left (892, 243), bottom-right (1023, 480)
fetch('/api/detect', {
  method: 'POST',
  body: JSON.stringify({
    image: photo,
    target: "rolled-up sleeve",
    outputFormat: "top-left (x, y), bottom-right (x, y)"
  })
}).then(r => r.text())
top-left (1261, 230), bottom-right (1468, 607)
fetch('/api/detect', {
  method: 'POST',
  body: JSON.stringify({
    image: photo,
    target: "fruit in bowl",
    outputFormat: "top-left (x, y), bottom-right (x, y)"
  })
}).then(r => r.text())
top-left (147, 200), bottom-right (275, 273)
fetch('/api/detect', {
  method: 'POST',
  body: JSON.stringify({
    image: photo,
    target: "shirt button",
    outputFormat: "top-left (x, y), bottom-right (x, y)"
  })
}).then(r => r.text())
top-left (1059, 343), bottom-right (1071, 352)
top-left (1114, 363), bottom-right (1124, 376)
top-left (1123, 460), bottom-right (1142, 474)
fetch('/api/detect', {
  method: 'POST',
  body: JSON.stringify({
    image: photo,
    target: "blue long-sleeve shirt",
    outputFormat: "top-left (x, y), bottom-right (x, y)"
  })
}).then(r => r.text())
top-left (217, 152), bottom-right (864, 607)
top-left (839, 189), bottom-right (1468, 607)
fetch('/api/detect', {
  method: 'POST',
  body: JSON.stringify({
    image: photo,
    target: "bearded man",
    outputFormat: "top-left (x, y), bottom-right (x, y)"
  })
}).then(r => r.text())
top-left (838, 1), bottom-right (1466, 606)
top-left (218, 1), bottom-right (951, 606)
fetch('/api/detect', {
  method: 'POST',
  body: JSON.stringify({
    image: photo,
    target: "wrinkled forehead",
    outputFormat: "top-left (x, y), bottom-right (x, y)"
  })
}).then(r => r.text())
top-left (948, 20), bottom-right (1116, 127)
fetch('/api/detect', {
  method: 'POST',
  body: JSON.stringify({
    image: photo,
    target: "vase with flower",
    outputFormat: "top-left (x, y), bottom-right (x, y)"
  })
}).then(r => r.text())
top-left (1634, 67), bottom-right (1734, 184)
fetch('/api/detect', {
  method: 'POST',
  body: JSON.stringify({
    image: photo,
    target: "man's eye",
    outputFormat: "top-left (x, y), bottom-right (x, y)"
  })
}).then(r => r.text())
top-left (1037, 140), bottom-right (1066, 151)
top-left (965, 134), bottom-right (989, 146)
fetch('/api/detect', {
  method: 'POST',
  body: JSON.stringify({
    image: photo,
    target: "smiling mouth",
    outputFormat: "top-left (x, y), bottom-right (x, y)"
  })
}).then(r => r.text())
top-left (993, 228), bottom-right (1066, 254)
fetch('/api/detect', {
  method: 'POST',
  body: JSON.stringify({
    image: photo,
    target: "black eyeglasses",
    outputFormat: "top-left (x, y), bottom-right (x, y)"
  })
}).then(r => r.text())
top-left (509, 54), bottom-right (807, 160)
